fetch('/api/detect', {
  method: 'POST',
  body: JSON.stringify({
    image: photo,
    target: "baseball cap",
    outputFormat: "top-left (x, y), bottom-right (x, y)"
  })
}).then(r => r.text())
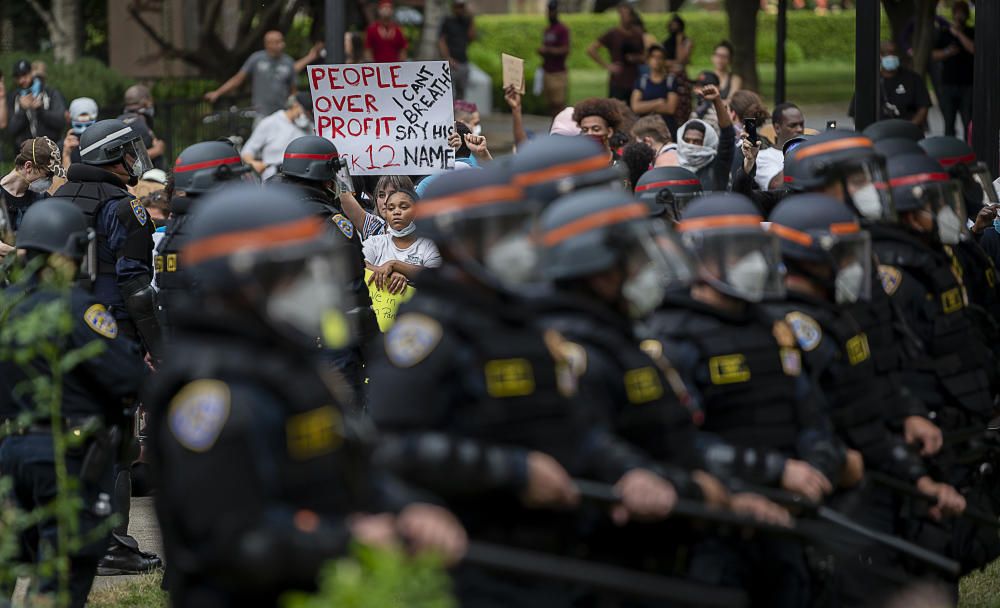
top-left (69, 97), bottom-right (99, 121)
top-left (13, 59), bottom-right (31, 77)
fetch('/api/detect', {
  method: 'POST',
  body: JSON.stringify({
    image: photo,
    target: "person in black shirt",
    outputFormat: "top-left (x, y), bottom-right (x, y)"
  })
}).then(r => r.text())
top-left (849, 41), bottom-right (931, 127)
top-left (0, 136), bottom-right (62, 230)
top-left (438, 0), bottom-right (476, 100)
top-left (932, 0), bottom-right (975, 139)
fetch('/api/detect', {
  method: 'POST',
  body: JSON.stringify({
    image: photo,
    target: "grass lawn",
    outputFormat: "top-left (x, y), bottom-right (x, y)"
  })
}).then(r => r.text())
top-left (960, 558), bottom-right (1000, 608)
top-left (569, 62), bottom-right (856, 107)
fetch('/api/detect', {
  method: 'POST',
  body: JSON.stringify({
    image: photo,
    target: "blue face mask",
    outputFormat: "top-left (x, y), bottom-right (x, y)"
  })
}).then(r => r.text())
top-left (993, 217), bottom-right (1000, 234)
top-left (18, 77), bottom-right (42, 97)
top-left (72, 120), bottom-right (95, 135)
top-left (881, 55), bottom-right (900, 72)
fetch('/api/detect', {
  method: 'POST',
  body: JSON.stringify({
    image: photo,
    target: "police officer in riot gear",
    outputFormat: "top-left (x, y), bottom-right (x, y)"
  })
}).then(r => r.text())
top-left (632, 166), bottom-right (703, 221)
top-left (644, 193), bottom-right (848, 608)
top-left (368, 166), bottom-right (680, 607)
top-left (509, 134), bottom-right (627, 204)
top-left (862, 118), bottom-right (924, 144)
top-left (155, 140), bottom-right (252, 336)
top-left (144, 184), bottom-right (466, 607)
top-left (0, 198), bottom-right (145, 608)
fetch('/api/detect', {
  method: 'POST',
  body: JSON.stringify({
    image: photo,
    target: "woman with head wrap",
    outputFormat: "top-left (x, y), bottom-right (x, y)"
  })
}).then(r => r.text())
top-left (675, 85), bottom-right (734, 191)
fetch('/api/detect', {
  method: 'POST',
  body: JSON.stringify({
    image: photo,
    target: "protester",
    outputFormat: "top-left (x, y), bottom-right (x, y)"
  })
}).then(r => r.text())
top-left (61, 97), bottom-right (99, 170)
top-left (0, 137), bottom-right (63, 230)
top-left (454, 99), bottom-right (481, 134)
top-left (771, 101), bottom-right (806, 149)
top-left (504, 85), bottom-right (528, 148)
top-left (118, 85), bottom-right (166, 171)
top-left (932, 0), bottom-right (974, 139)
top-left (365, 0), bottom-right (409, 62)
top-left (712, 40), bottom-right (742, 101)
top-left (691, 70), bottom-right (722, 128)
top-left (675, 85), bottom-right (734, 191)
top-left (539, 0), bottom-right (570, 116)
top-left (0, 72), bottom-right (8, 130)
top-left (662, 13), bottom-right (693, 70)
top-left (240, 91), bottom-right (312, 180)
top-left (204, 31), bottom-right (324, 119)
top-left (340, 175), bottom-right (415, 241)
top-left (363, 188), bottom-right (440, 294)
top-left (550, 106), bottom-right (580, 136)
top-left (573, 97), bottom-right (623, 162)
top-left (632, 114), bottom-right (678, 167)
top-left (753, 146), bottom-right (784, 191)
top-left (438, 0), bottom-right (477, 100)
top-left (630, 45), bottom-right (679, 133)
top-left (620, 141), bottom-right (655, 191)
top-left (7, 58), bottom-right (67, 152)
top-left (588, 3), bottom-right (645, 101)
top-left (848, 41), bottom-right (930, 127)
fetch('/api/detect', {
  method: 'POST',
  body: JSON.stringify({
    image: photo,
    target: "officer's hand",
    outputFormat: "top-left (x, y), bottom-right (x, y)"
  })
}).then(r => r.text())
top-left (916, 476), bottom-right (966, 521)
top-left (611, 469), bottom-right (677, 525)
top-left (838, 448), bottom-right (864, 489)
top-left (691, 470), bottom-right (730, 509)
top-left (521, 451), bottom-right (580, 509)
top-left (780, 459), bottom-right (832, 503)
top-left (386, 272), bottom-right (408, 295)
top-left (250, 159), bottom-right (267, 175)
top-left (397, 503), bottom-right (468, 566)
top-left (904, 415), bottom-right (943, 456)
top-left (349, 513), bottom-right (399, 549)
top-left (729, 493), bottom-right (793, 528)
top-left (0, 242), bottom-right (13, 258)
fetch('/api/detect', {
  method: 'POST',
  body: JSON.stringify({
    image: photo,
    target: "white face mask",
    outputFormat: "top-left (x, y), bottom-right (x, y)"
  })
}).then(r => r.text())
top-left (622, 262), bottom-right (665, 318)
top-left (484, 233), bottom-right (538, 285)
top-left (267, 260), bottom-right (344, 346)
top-left (472, 124), bottom-right (482, 136)
top-left (936, 206), bottom-right (962, 245)
top-left (728, 250), bottom-right (770, 302)
top-left (294, 114), bottom-right (311, 129)
top-left (835, 261), bottom-right (866, 305)
top-left (388, 222), bottom-right (416, 238)
top-left (28, 176), bottom-right (52, 193)
top-left (852, 184), bottom-right (883, 220)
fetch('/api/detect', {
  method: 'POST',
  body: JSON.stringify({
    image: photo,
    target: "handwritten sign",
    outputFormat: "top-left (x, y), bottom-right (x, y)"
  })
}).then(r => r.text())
top-left (308, 61), bottom-right (456, 175)
top-left (502, 53), bottom-right (525, 95)
top-left (364, 269), bottom-right (416, 331)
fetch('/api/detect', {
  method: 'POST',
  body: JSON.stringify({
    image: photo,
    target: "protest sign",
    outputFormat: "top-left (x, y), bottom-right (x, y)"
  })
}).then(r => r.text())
top-left (502, 53), bottom-right (525, 94)
top-left (364, 269), bottom-right (416, 331)
top-left (308, 61), bottom-right (456, 175)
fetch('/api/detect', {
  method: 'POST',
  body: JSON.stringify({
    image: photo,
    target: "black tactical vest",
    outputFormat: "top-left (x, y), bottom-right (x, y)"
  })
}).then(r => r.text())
top-left (154, 212), bottom-right (193, 334)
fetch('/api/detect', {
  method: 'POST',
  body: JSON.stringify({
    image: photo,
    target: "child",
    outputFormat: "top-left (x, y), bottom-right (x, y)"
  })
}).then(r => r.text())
top-left (362, 188), bottom-right (440, 294)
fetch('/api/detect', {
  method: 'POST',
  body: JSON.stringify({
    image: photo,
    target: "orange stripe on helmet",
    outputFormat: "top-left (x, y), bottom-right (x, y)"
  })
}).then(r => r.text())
top-left (541, 203), bottom-right (648, 246)
top-left (184, 216), bottom-right (324, 266)
top-left (768, 223), bottom-right (813, 246)
top-left (676, 214), bottom-right (763, 232)
top-left (889, 172), bottom-right (950, 188)
top-left (795, 137), bottom-right (873, 161)
top-left (829, 222), bottom-right (860, 235)
top-left (414, 185), bottom-right (523, 220)
top-left (512, 154), bottom-right (611, 187)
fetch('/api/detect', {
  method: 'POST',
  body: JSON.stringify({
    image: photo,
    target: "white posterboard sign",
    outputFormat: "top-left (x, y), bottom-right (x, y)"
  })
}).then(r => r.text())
top-left (307, 61), bottom-right (456, 175)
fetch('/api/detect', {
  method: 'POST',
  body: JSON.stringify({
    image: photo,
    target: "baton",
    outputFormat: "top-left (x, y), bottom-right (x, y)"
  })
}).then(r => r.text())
top-left (866, 471), bottom-right (1000, 530)
top-left (464, 540), bottom-right (748, 607)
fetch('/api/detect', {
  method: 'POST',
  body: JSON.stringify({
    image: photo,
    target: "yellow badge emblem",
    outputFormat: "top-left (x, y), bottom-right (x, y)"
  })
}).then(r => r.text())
top-left (484, 358), bottom-right (536, 398)
top-left (709, 354), bottom-right (750, 385)
top-left (332, 214), bottom-right (355, 239)
top-left (168, 380), bottom-right (231, 452)
top-left (384, 313), bottom-right (443, 368)
top-left (286, 406), bottom-right (343, 460)
top-left (878, 265), bottom-right (902, 296)
top-left (83, 303), bottom-right (118, 339)
top-left (846, 333), bottom-right (871, 366)
top-left (785, 312), bottom-right (822, 352)
top-left (624, 367), bottom-right (664, 404)
top-left (941, 287), bottom-right (964, 314)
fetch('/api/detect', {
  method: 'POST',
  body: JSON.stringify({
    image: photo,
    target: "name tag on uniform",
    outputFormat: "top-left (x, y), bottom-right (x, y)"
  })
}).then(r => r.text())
top-left (484, 358), bottom-right (535, 397)
top-left (846, 333), bottom-right (871, 366)
top-left (286, 406), bottom-right (343, 460)
top-left (941, 287), bottom-right (964, 314)
top-left (624, 367), bottom-right (664, 404)
top-left (709, 354), bottom-right (750, 385)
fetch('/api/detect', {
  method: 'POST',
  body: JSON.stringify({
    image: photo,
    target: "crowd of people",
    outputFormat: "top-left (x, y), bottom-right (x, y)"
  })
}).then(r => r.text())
top-left (0, 2), bottom-right (998, 607)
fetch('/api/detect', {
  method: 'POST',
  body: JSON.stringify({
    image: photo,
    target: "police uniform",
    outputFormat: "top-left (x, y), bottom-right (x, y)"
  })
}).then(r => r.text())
top-left (0, 279), bottom-right (144, 607)
top-left (153, 196), bottom-right (193, 335)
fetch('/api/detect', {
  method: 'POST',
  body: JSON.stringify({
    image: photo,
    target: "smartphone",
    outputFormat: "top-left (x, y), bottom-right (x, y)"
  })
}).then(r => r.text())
top-left (826, 120), bottom-right (837, 131)
top-left (743, 118), bottom-right (759, 145)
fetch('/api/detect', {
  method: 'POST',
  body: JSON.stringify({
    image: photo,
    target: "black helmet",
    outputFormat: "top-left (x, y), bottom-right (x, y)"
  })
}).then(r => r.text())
top-left (677, 193), bottom-right (785, 302)
top-left (79, 119), bottom-right (153, 183)
top-left (862, 119), bottom-right (924, 143)
top-left (182, 183), bottom-right (354, 347)
top-left (172, 141), bottom-right (252, 197)
top-left (279, 136), bottom-right (346, 182)
top-left (540, 188), bottom-right (692, 317)
top-left (16, 197), bottom-right (94, 260)
top-left (510, 135), bottom-right (625, 205)
top-left (417, 166), bottom-right (538, 290)
top-left (886, 153), bottom-right (965, 245)
top-left (784, 130), bottom-right (895, 222)
top-left (769, 193), bottom-right (871, 304)
top-left (920, 136), bottom-right (998, 208)
top-left (873, 137), bottom-right (924, 159)
top-left (633, 167), bottom-right (703, 220)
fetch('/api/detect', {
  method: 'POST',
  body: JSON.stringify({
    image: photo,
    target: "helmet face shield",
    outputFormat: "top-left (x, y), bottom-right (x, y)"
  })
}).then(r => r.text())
top-left (121, 138), bottom-right (154, 180)
top-left (682, 227), bottom-right (785, 302)
top-left (434, 204), bottom-right (541, 289)
top-left (262, 250), bottom-right (354, 349)
top-left (614, 220), bottom-right (694, 317)
top-left (842, 161), bottom-right (896, 222)
top-left (823, 231), bottom-right (872, 304)
top-left (969, 164), bottom-right (999, 205)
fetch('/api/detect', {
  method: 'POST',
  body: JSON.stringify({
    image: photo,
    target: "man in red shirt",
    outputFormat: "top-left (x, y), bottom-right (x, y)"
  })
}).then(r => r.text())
top-left (538, 0), bottom-right (570, 116)
top-left (365, 0), bottom-right (409, 63)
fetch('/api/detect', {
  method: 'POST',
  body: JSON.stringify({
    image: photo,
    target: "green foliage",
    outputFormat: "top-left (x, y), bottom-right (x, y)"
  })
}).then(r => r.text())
top-left (0, 53), bottom-right (134, 115)
top-left (87, 572), bottom-right (169, 607)
top-left (281, 544), bottom-right (456, 608)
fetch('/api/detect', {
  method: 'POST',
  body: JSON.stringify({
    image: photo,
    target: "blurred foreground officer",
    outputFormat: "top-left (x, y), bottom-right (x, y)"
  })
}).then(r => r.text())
top-left (155, 140), bottom-right (252, 337)
top-left (144, 184), bottom-right (465, 608)
top-left (632, 166), bottom-right (703, 221)
top-left (369, 167), bottom-right (679, 608)
top-left (509, 134), bottom-right (626, 205)
top-left (0, 199), bottom-right (144, 608)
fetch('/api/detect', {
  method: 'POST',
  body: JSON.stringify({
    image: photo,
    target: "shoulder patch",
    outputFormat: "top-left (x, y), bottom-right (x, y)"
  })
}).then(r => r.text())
top-left (771, 320), bottom-right (796, 348)
top-left (168, 380), bottom-right (231, 452)
top-left (83, 303), bottom-right (118, 339)
top-left (332, 213), bottom-right (355, 239)
top-left (384, 313), bottom-right (443, 368)
top-left (130, 198), bottom-right (148, 226)
top-left (878, 264), bottom-right (902, 296)
top-left (785, 312), bottom-right (822, 352)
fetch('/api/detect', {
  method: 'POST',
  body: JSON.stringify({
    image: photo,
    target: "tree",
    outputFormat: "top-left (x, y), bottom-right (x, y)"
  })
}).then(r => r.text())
top-left (25, 0), bottom-right (82, 63)
top-left (726, 0), bottom-right (761, 92)
top-left (418, 0), bottom-right (449, 60)
top-left (881, 0), bottom-right (938, 75)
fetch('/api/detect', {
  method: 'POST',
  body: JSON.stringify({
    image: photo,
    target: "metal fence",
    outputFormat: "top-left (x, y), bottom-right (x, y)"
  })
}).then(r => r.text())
top-left (157, 96), bottom-right (257, 163)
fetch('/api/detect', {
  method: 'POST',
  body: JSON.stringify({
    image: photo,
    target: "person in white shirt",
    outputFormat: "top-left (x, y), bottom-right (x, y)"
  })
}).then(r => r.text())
top-left (340, 175), bottom-right (415, 241)
top-left (241, 91), bottom-right (312, 181)
top-left (363, 188), bottom-right (440, 294)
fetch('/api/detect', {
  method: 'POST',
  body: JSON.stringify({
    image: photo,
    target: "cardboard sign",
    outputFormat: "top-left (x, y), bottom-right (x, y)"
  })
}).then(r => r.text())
top-left (364, 269), bottom-right (416, 331)
top-left (501, 53), bottom-right (525, 94)
top-left (308, 62), bottom-right (456, 175)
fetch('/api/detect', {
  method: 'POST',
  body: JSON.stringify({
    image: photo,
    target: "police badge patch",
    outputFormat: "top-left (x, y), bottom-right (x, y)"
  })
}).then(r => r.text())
top-left (168, 380), bottom-right (231, 452)
top-left (332, 214), bottom-right (355, 239)
top-left (83, 303), bottom-right (118, 339)
top-left (130, 198), bottom-right (148, 226)
top-left (385, 313), bottom-right (443, 367)
top-left (878, 265), bottom-right (902, 296)
top-left (785, 312), bottom-right (822, 352)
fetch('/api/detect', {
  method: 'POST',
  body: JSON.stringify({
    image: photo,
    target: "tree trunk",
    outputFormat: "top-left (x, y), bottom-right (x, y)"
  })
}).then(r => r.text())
top-left (909, 0), bottom-right (937, 77)
top-left (726, 0), bottom-right (760, 92)
top-left (27, 0), bottom-right (82, 63)
top-left (419, 0), bottom-right (448, 60)
top-left (880, 0), bottom-right (911, 52)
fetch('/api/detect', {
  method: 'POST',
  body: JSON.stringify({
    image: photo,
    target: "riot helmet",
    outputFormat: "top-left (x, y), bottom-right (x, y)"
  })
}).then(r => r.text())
top-left (510, 135), bottom-right (625, 205)
top-left (279, 136), bottom-right (346, 183)
top-left (769, 193), bottom-right (871, 304)
top-left (79, 119), bottom-right (153, 186)
top-left (920, 136), bottom-right (998, 210)
top-left (633, 167), bottom-right (703, 221)
top-left (16, 197), bottom-right (94, 260)
top-left (677, 193), bottom-right (785, 302)
top-left (172, 141), bottom-right (253, 199)
top-left (862, 119), bottom-right (924, 144)
top-left (886, 153), bottom-right (966, 246)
